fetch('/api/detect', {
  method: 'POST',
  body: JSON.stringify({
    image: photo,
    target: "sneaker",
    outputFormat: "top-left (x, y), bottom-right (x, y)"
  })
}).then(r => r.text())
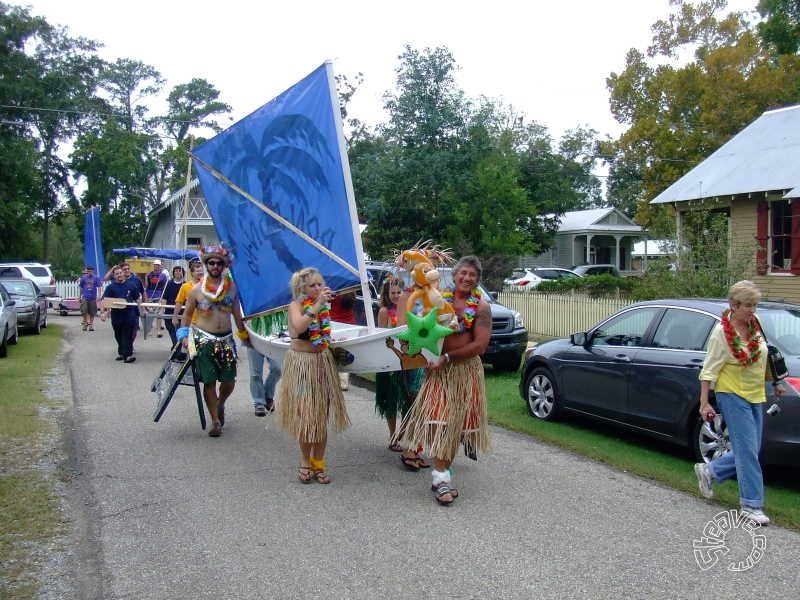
top-left (124, 356), bottom-right (136, 363)
top-left (741, 507), bottom-right (770, 526)
top-left (81, 323), bottom-right (87, 331)
top-left (264, 398), bottom-right (275, 413)
top-left (88, 326), bottom-right (95, 331)
top-left (115, 355), bottom-right (124, 361)
top-left (694, 462), bottom-right (714, 499)
top-left (254, 405), bottom-right (267, 417)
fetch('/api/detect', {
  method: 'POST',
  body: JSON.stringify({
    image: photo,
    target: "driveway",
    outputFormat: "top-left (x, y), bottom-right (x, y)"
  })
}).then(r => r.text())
top-left (42, 314), bottom-right (800, 599)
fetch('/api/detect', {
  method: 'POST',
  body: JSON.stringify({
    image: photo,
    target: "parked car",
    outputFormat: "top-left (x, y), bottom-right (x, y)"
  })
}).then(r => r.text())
top-left (2, 278), bottom-right (48, 334)
top-left (0, 282), bottom-right (19, 357)
top-left (519, 298), bottom-right (800, 466)
top-left (504, 267), bottom-right (534, 286)
top-left (571, 264), bottom-right (622, 277)
top-left (361, 262), bottom-right (529, 372)
top-left (0, 262), bottom-right (56, 296)
top-left (505, 267), bottom-right (581, 290)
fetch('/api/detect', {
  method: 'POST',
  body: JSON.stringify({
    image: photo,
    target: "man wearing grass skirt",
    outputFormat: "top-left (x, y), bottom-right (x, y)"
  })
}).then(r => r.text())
top-left (399, 255), bottom-right (491, 506)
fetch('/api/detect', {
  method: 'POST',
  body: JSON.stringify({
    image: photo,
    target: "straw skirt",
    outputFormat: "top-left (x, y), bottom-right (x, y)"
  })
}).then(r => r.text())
top-left (401, 356), bottom-right (490, 460)
top-left (277, 349), bottom-right (350, 442)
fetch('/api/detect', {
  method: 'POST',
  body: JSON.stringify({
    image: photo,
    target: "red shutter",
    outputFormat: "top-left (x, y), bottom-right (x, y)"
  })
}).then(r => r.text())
top-left (756, 201), bottom-right (769, 275)
top-left (792, 201), bottom-right (800, 275)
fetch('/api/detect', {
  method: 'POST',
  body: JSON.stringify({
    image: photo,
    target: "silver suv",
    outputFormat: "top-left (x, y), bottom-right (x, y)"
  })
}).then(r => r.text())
top-left (0, 262), bottom-right (56, 296)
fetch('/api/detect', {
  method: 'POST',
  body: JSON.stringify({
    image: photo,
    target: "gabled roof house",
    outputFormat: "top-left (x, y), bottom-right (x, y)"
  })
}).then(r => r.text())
top-left (651, 104), bottom-right (800, 302)
top-left (528, 208), bottom-right (644, 272)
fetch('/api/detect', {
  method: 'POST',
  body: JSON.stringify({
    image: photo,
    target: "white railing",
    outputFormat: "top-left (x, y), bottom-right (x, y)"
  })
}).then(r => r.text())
top-left (497, 290), bottom-right (631, 338)
top-left (55, 280), bottom-right (80, 299)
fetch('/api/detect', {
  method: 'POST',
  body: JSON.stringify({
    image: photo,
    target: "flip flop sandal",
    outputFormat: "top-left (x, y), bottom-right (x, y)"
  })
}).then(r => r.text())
top-left (414, 455), bottom-right (431, 468)
top-left (313, 471), bottom-right (331, 484)
top-left (298, 467), bottom-right (314, 484)
top-left (433, 484), bottom-right (458, 506)
top-left (388, 442), bottom-right (404, 452)
top-left (401, 455), bottom-right (421, 471)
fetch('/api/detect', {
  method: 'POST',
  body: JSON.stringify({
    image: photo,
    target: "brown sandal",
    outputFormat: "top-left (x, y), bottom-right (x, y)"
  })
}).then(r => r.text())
top-left (313, 471), bottom-right (331, 484)
top-left (433, 484), bottom-right (458, 506)
top-left (401, 454), bottom-right (421, 471)
top-left (298, 467), bottom-right (314, 484)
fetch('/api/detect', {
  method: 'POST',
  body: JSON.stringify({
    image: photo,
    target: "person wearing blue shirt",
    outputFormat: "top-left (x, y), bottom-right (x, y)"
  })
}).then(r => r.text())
top-left (100, 266), bottom-right (143, 363)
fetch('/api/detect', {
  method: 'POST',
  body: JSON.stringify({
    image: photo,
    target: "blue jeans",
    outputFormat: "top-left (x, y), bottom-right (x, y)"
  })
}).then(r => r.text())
top-left (707, 392), bottom-right (765, 509)
top-left (247, 346), bottom-right (281, 407)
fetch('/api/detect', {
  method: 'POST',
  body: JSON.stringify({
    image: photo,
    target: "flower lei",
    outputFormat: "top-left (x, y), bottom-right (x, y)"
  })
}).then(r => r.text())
top-left (301, 295), bottom-right (331, 348)
top-left (442, 287), bottom-right (482, 330)
top-left (721, 309), bottom-right (762, 366)
top-left (200, 276), bottom-right (231, 302)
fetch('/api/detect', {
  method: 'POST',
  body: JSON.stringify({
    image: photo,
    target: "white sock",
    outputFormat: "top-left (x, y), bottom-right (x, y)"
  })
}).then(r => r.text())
top-left (432, 469), bottom-right (451, 486)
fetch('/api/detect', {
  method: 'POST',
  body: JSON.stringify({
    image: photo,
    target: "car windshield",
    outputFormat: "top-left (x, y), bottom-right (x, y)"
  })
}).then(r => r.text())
top-left (4, 281), bottom-right (34, 296)
top-left (758, 307), bottom-right (800, 356)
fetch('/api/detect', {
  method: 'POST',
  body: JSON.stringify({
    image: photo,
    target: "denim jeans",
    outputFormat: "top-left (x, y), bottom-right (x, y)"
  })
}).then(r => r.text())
top-left (707, 392), bottom-right (765, 509)
top-left (247, 346), bottom-right (281, 407)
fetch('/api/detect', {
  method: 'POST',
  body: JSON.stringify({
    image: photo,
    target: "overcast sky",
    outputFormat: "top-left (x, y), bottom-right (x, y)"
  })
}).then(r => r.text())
top-left (24, 0), bottom-right (757, 142)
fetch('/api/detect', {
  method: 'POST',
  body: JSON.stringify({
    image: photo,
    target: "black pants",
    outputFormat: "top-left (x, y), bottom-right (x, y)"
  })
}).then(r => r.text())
top-left (163, 311), bottom-right (177, 346)
top-left (112, 320), bottom-right (135, 358)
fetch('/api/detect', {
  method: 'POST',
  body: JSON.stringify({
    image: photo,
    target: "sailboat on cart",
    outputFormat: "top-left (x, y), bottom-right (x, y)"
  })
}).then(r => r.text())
top-left (192, 62), bottom-right (423, 373)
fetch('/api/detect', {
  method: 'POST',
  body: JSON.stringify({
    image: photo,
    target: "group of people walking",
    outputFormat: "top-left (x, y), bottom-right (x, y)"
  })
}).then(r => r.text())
top-left (87, 249), bottom-right (779, 515)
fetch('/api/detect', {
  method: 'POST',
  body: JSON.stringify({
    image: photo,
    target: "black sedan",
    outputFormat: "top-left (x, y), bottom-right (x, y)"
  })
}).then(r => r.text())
top-left (519, 299), bottom-right (800, 466)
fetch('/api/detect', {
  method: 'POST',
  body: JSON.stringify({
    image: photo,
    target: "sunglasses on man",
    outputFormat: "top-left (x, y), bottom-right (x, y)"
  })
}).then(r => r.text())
top-left (206, 260), bottom-right (225, 267)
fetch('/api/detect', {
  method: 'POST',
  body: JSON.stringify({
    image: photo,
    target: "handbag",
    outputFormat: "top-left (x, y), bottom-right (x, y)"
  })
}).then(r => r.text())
top-left (755, 317), bottom-right (788, 381)
top-left (766, 344), bottom-right (789, 381)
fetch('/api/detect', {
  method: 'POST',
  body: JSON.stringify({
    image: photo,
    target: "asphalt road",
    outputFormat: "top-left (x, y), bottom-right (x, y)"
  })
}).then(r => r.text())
top-left (41, 314), bottom-right (800, 599)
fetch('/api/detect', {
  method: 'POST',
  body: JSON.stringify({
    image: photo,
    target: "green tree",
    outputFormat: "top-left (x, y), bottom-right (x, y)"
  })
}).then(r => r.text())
top-left (604, 0), bottom-right (800, 236)
top-left (0, 3), bottom-right (103, 259)
top-left (757, 0), bottom-right (800, 54)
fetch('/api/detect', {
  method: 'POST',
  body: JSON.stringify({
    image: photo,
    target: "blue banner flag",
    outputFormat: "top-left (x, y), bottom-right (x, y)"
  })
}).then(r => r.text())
top-left (84, 206), bottom-right (106, 276)
top-left (192, 63), bottom-right (361, 318)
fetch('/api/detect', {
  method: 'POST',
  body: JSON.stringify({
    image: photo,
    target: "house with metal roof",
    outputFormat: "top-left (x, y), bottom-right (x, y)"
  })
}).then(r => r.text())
top-left (651, 104), bottom-right (800, 302)
top-left (525, 207), bottom-right (644, 273)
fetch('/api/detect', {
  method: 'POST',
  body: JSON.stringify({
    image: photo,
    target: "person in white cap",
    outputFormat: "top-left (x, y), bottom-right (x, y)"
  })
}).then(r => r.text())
top-left (145, 259), bottom-right (168, 337)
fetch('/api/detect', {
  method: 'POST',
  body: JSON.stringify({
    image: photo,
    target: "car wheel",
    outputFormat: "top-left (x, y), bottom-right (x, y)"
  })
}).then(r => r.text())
top-left (493, 352), bottom-right (522, 373)
top-left (8, 323), bottom-right (17, 345)
top-left (30, 310), bottom-right (41, 334)
top-left (692, 414), bottom-right (731, 463)
top-left (524, 366), bottom-right (561, 420)
top-left (42, 311), bottom-right (47, 328)
top-left (0, 326), bottom-right (7, 357)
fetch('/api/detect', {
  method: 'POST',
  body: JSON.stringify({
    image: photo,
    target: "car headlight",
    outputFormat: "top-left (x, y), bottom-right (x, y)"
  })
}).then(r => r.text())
top-left (513, 311), bottom-right (524, 329)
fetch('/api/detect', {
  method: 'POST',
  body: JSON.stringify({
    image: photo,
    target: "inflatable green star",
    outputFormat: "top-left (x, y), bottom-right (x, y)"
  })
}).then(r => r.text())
top-left (396, 307), bottom-right (454, 356)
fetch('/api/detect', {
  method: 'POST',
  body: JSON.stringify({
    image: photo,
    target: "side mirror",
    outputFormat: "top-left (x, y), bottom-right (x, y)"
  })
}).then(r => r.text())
top-left (7, 299), bottom-right (15, 307)
top-left (489, 291), bottom-right (498, 300)
top-left (570, 331), bottom-right (588, 346)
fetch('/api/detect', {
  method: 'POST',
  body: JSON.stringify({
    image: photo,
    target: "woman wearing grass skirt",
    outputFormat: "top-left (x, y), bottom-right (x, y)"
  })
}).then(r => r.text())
top-left (375, 277), bottom-right (424, 458)
top-left (277, 267), bottom-right (350, 484)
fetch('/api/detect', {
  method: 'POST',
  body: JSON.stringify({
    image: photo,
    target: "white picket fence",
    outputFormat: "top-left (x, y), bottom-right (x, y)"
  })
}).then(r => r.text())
top-left (496, 290), bottom-right (631, 339)
top-left (55, 280), bottom-right (81, 299)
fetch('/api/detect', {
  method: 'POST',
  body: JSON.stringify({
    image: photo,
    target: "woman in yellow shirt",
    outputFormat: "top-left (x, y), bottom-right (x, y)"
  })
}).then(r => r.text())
top-left (694, 280), bottom-right (784, 525)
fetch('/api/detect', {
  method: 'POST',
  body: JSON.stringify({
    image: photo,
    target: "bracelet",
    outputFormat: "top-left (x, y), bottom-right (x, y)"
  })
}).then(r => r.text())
top-left (236, 329), bottom-right (250, 340)
top-left (444, 353), bottom-right (450, 363)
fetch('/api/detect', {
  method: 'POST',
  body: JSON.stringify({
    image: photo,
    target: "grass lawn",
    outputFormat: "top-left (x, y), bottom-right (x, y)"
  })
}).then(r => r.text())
top-left (485, 369), bottom-right (800, 530)
top-left (0, 325), bottom-right (65, 599)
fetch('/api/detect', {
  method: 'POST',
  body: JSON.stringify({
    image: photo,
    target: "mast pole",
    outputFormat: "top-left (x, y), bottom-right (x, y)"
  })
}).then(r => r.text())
top-left (178, 136), bottom-right (194, 251)
top-left (324, 61), bottom-right (376, 330)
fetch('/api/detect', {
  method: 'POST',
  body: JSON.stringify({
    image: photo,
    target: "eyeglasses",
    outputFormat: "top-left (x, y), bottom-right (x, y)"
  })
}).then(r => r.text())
top-left (206, 260), bottom-right (225, 267)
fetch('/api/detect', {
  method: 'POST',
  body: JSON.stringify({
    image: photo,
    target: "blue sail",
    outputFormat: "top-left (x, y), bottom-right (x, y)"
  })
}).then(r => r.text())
top-left (83, 206), bottom-right (106, 276)
top-left (192, 63), bottom-right (361, 318)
